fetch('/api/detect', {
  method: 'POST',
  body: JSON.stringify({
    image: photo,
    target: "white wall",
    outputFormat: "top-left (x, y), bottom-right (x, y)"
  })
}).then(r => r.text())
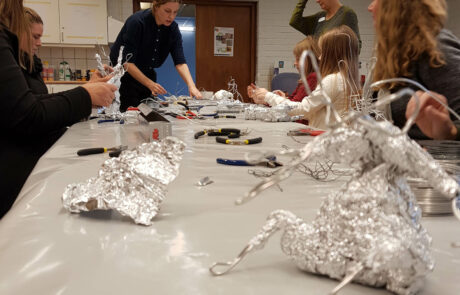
top-left (256, 0), bottom-right (460, 89)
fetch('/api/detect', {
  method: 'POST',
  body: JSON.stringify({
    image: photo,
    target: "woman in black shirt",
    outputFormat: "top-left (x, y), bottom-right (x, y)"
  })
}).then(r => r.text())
top-left (111, 0), bottom-right (202, 111)
top-left (0, 0), bottom-right (117, 218)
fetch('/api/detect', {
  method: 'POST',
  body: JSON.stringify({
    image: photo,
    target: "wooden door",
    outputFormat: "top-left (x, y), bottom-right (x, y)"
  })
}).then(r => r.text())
top-left (193, 1), bottom-right (256, 102)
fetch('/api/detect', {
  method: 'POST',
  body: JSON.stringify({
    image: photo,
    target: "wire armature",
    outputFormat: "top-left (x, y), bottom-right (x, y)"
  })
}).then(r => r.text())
top-left (281, 145), bottom-right (352, 182)
top-left (227, 77), bottom-right (244, 102)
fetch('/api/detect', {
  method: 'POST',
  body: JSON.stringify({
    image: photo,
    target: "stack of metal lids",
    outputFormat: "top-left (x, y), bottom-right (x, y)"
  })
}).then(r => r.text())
top-left (411, 140), bottom-right (460, 216)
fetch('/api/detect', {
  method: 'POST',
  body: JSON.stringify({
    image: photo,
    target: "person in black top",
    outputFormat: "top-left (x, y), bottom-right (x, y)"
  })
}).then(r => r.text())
top-left (22, 7), bottom-right (47, 95)
top-left (0, 0), bottom-right (117, 219)
top-left (110, 0), bottom-right (202, 112)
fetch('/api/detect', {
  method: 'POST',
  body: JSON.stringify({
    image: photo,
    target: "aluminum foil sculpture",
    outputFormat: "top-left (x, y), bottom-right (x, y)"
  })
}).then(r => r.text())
top-left (244, 104), bottom-right (302, 122)
top-left (62, 137), bottom-right (185, 225)
top-left (96, 46), bottom-right (128, 116)
top-left (209, 51), bottom-right (460, 294)
top-left (213, 90), bottom-right (234, 101)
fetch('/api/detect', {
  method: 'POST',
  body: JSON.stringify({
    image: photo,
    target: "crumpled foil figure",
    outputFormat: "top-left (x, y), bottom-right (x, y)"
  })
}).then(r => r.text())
top-left (244, 104), bottom-right (301, 122)
top-left (213, 90), bottom-right (234, 101)
top-left (96, 46), bottom-right (127, 116)
top-left (210, 117), bottom-right (459, 295)
top-left (62, 137), bottom-right (186, 225)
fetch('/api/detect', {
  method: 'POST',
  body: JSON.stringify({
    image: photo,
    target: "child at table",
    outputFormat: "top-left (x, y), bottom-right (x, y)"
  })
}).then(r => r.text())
top-left (253, 25), bottom-right (360, 130)
top-left (247, 36), bottom-right (320, 103)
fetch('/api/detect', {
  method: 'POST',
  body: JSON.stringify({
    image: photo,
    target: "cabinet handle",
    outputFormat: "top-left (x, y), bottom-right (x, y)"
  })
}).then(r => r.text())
top-left (61, 31), bottom-right (64, 42)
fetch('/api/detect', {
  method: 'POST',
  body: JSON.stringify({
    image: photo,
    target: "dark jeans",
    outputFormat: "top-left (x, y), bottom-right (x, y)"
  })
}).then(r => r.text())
top-left (119, 71), bottom-right (157, 112)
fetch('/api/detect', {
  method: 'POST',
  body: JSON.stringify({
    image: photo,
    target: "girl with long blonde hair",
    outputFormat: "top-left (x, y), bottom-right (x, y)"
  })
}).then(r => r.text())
top-left (253, 25), bottom-right (360, 129)
top-left (369, 0), bottom-right (460, 138)
top-left (247, 36), bottom-right (320, 103)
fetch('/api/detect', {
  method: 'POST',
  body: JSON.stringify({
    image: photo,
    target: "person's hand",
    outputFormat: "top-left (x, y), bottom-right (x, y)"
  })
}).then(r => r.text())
top-left (82, 82), bottom-right (118, 107)
top-left (247, 83), bottom-right (257, 99)
top-left (147, 81), bottom-right (167, 95)
top-left (406, 90), bottom-right (457, 140)
top-left (89, 65), bottom-right (114, 83)
top-left (273, 90), bottom-right (287, 97)
top-left (189, 85), bottom-right (203, 99)
top-left (253, 88), bottom-right (268, 104)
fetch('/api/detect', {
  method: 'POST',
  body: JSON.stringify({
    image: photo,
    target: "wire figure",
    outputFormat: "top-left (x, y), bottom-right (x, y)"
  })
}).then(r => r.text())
top-left (209, 51), bottom-right (460, 295)
top-left (227, 77), bottom-right (244, 102)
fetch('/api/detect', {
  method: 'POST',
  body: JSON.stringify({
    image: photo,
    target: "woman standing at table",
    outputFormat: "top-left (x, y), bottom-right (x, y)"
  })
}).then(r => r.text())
top-left (0, 0), bottom-right (117, 218)
top-left (290, 0), bottom-right (361, 51)
top-left (368, 0), bottom-right (460, 139)
top-left (111, 0), bottom-right (202, 112)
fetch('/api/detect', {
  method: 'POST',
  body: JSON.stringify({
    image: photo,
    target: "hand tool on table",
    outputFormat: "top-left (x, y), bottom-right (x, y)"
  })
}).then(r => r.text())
top-left (194, 128), bottom-right (241, 139)
top-left (287, 128), bottom-right (325, 136)
top-left (77, 145), bottom-right (128, 157)
top-left (97, 118), bottom-right (125, 124)
top-left (216, 156), bottom-right (282, 168)
top-left (214, 115), bottom-right (236, 119)
top-left (215, 136), bottom-right (263, 145)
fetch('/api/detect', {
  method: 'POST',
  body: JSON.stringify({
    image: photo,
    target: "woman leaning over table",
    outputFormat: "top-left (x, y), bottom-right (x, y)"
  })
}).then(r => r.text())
top-left (0, 0), bottom-right (117, 218)
top-left (368, 0), bottom-right (460, 139)
top-left (111, 0), bottom-right (202, 112)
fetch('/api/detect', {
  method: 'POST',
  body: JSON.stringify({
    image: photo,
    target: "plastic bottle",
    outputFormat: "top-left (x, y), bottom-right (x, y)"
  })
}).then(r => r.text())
top-left (48, 66), bottom-right (55, 81)
top-left (64, 63), bottom-right (71, 81)
top-left (58, 61), bottom-right (66, 81)
top-left (42, 60), bottom-right (49, 81)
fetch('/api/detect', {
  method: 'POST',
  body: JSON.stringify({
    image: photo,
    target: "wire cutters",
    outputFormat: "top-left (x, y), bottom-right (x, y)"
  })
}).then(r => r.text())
top-left (77, 145), bottom-right (128, 157)
top-left (287, 128), bottom-right (325, 136)
top-left (194, 128), bottom-right (241, 139)
top-left (216, 156), bottom-right (282, 168)
top-left (215, 136), bottom-right (262, 145)
top-left (97, 119), bottom-right (125, 124)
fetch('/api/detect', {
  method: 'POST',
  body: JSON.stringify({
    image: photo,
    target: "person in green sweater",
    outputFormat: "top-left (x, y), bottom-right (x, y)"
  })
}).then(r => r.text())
top-left (290, 0), bottom-right (361, 51)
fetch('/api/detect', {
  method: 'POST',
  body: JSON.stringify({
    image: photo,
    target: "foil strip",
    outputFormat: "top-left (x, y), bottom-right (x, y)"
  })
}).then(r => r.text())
top-left (62, 137), bottom-right (186, 225)
top-left (244, 104), bottom-right (300, 122)
top-left (101, 46), bottom-right (127, 116)
top-left (220, 119), bottom-right (459, 294)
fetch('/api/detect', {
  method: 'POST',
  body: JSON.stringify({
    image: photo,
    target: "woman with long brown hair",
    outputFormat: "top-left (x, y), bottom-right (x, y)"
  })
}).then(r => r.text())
top-left (253, 25), bottom-right (360, 129)
top-left (111, 0), bottom-right (202, 111)
top-left (369, 0), bottom-right (460, 139)
top-left (0, 0), bottom-right (117, 218)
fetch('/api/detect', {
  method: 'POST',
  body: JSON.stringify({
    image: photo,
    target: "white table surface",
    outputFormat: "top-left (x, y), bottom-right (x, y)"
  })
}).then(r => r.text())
top-left (1, 116), bottom-right (459, 295)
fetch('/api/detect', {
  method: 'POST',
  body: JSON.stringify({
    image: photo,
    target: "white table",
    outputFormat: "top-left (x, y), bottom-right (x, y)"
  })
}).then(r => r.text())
top-left (1, 117), bottom-right (459, 295)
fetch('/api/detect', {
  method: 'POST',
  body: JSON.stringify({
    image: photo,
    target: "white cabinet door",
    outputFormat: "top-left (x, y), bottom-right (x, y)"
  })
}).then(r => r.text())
top-left (59, 0), bottom-right (108, 45)
top-left (24, 0), bottom-right (61, 43)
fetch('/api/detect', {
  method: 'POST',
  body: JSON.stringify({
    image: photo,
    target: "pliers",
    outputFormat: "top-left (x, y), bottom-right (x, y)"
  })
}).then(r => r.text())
top-left (77, 145), bottom-right (128, 157)
top-left (194, 128), bottom-right (241, 139)
top-left (216, 156), bottom-right (282, 168)
top-left (287, 128), bottom-right (325, 136)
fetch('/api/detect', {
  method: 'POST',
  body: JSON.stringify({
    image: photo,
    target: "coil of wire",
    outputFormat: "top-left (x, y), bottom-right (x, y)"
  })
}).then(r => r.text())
top-left (411, 141), bottom-right (460, 216)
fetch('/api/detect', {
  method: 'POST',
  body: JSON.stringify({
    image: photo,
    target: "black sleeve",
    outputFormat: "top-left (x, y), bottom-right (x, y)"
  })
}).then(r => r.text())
top-left (419, 31), bottom-right (460, 117)
top-left (120, 16), bottom-right (143, 64)
top-left (0, 30), bottom-right (91, 138)
top-left (170, 24), bottom-right (186, 65)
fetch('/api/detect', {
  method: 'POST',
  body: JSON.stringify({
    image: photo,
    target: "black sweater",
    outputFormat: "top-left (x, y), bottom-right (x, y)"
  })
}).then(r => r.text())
top-left (0, 25), bottom-right (92, 218)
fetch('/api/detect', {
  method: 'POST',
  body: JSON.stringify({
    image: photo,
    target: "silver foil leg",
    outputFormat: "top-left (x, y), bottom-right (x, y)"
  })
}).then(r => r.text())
top-left (210, 210), bottom-right (300, 275)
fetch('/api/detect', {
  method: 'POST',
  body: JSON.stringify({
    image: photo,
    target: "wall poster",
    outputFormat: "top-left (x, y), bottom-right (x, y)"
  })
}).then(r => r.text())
top-left (214, 27), bottom-right (234, 57)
